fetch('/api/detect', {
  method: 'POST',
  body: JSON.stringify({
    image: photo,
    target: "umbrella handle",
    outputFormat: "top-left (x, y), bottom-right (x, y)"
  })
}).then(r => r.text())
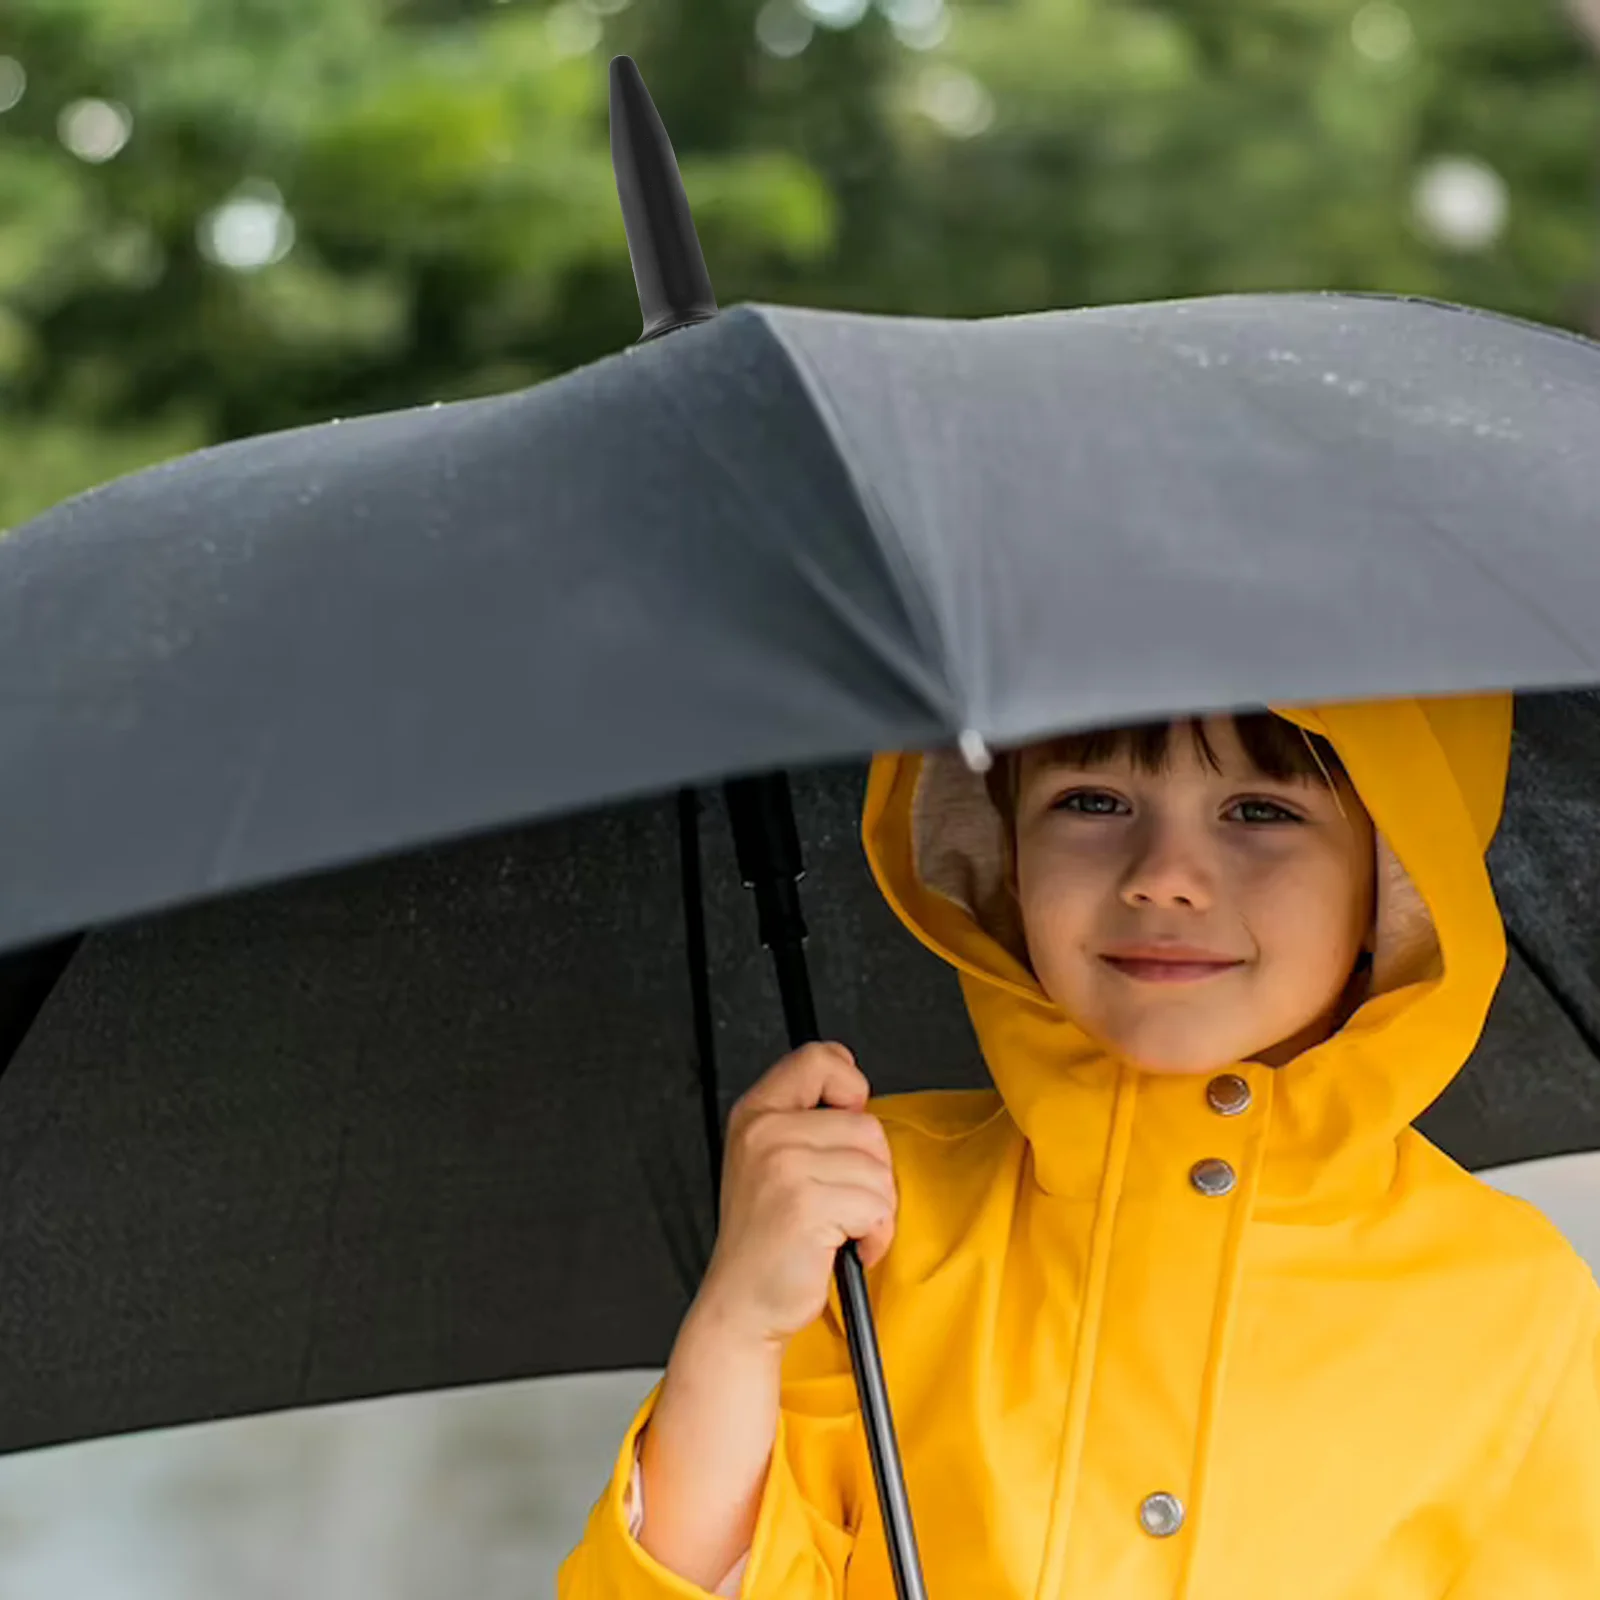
top-left (727, 776), bottom-right (930, 1600)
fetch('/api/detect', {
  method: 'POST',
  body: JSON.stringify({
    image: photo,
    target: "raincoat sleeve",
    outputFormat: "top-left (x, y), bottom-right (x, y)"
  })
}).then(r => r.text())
top-left (556, 1306), bottom-right (865, 1599)
top-left (1442, 1287), bottom-right (1600, 1597)
top-left (624, 1436), bottom-right (747, 1596)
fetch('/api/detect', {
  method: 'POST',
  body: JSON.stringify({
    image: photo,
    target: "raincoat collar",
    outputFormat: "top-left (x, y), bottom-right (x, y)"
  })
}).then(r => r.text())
top-left (862, 695), bottom-right (1513, 1217)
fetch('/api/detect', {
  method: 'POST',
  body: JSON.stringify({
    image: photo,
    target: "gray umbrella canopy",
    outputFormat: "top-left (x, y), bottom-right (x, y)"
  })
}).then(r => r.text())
top-left (2, 290), bottom-right (1600, 1458)
top-left (3, 291), bottom-right (1599, 958)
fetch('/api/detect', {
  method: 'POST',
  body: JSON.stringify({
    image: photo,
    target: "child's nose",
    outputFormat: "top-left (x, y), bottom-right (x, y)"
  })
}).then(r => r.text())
top-left (1119, 831), bottom-right (1216, 909)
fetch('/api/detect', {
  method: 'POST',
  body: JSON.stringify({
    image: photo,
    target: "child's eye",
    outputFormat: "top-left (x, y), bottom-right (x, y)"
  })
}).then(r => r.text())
top-left (1229, 798), bottom-right (1303, 824)
top-left (1053, 789), bottom-right (1127, 816)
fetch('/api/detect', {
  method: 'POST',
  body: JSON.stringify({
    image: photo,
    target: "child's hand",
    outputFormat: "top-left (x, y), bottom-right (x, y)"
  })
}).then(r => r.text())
top-left (636, 1045), bottom-right (892, 1586)
top-left (696, 1042), bottom-right (897, 1352)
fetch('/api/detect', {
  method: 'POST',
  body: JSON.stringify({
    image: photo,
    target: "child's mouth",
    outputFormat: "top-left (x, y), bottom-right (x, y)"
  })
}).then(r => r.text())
top-left (1101, 957), bottom-right (1244, 984)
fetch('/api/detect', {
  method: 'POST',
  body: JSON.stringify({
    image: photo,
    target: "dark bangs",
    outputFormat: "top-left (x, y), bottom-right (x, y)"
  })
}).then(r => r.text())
top-left (985, 711), bottom-right (1348, 823)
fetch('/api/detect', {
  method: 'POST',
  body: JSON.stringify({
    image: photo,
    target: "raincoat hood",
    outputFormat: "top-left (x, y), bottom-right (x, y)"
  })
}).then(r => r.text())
top-left (862, 695), bottom-right (1514, 1215)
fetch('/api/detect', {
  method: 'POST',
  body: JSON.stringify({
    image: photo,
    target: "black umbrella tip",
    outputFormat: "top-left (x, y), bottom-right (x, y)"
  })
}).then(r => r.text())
top-left (607, 52), bottom-right (719, 344)
top-left (608, 54), bottom-right (640, 98)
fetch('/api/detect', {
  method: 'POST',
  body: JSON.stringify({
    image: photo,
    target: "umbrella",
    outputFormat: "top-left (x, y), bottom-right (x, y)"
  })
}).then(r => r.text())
top-left (0, 50), bottom-right (1598, 1595)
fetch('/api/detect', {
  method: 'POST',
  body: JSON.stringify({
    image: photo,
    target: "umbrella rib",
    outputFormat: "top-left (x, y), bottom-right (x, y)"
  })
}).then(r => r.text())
top-left (642, 331), bottom-right (956, 723)
top-left (754, 317), bottom-right (956, 700)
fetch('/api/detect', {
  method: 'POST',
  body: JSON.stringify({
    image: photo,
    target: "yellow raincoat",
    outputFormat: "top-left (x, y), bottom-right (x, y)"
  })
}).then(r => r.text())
top-left (561, 694), bottom-right (1600, 1598)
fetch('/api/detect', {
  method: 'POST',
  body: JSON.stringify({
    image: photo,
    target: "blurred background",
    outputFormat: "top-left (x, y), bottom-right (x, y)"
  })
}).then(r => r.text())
top-left (8, 0), bottom-right (1600, 533)
top-left (1, 0), bottom-right (1599, 1592)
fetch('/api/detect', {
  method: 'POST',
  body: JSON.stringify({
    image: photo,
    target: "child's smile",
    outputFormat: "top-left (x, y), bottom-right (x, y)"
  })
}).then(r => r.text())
top-left (1100, 952), bottom-right (1245, 984)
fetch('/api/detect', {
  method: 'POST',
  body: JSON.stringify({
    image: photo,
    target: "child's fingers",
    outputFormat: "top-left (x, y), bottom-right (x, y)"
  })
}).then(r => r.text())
top-left (734, 1042), bottom-right (868, 1122)
top-left (760, 1106), bottom-right (891, 1162)
top-left (766, 1148), bottom-right (897, 1213)
top-left (808, 1181), bottom-right (897, 1258)
top-left (855, 1210), bottom-right (897, 1271)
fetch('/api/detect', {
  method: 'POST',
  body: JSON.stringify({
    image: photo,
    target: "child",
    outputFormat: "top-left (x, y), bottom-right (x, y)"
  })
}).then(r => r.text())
top-left (559, 694), bottom-right (1600, 1598)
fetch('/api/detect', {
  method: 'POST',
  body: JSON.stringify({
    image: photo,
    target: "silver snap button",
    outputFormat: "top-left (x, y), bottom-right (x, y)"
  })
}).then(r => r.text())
top-left (1139, 1492), bottom-right (1185, 1537)
top-left (1206, 1073), bottom-right (1251, 1115)
top-left (1190, 1158), bottom-right (1236, 1196)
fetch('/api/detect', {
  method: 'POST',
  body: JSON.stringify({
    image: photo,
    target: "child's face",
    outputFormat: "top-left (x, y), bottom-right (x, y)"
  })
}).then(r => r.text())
top-left (1010, 715), bottom-right (1377, 1075)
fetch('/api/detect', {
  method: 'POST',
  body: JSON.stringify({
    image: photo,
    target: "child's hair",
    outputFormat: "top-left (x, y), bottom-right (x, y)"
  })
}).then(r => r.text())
top-left (983, 711), bottom-right (1350, 835)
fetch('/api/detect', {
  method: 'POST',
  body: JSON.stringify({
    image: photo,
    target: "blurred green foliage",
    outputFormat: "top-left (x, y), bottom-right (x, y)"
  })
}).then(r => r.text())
top-left (0, 0), bottom-right (1595, 529)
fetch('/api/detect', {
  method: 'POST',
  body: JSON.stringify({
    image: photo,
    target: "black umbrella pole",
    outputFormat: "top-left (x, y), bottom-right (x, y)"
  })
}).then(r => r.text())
top-left (725, 775), bottom-right (929, 1600)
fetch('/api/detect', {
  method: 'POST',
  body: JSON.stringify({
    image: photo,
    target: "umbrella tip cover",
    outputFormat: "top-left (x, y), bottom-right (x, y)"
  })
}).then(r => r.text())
top-left (608, 54), bottom-right (720, 343)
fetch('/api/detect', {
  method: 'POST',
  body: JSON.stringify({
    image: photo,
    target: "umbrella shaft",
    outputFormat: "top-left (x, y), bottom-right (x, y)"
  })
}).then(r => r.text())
top-left (771, 937), bottom-right (819, 1043)
top-left (836, 1243), bottom-right (930, 1600)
